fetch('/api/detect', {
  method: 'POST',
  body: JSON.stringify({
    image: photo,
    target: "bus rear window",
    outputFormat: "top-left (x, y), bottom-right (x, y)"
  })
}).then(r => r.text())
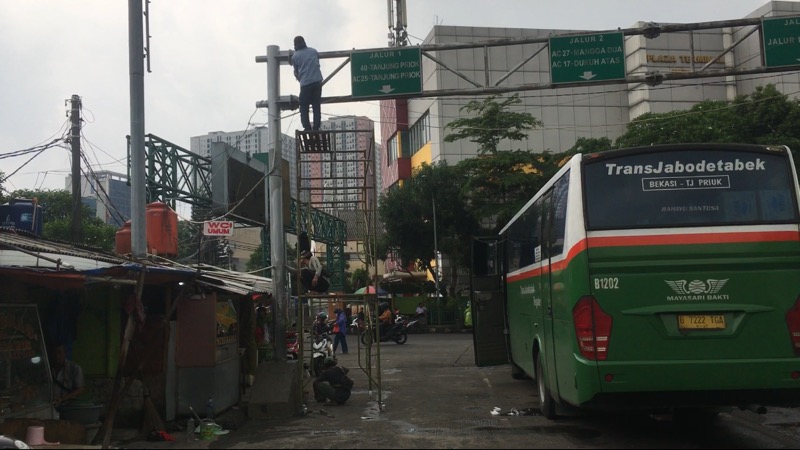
top-left (583, 149), bottom-right (799, 229)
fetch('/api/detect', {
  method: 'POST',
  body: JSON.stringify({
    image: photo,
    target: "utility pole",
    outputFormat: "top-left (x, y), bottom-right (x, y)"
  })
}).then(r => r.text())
top-left (129, 0), bottom-right (147, 258)
top-left (69, 95), bottom-right (82, 243)
top-left (267, 45), bottom-right (287, 361)
top-left (432, 195), bottom-right (440, 315)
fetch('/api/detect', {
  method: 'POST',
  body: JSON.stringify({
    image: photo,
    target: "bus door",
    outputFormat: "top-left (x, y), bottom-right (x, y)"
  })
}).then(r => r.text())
top-left (538, 191), bottom-right (560, 397)
top-left (470, 235), bottom-right (508, 366)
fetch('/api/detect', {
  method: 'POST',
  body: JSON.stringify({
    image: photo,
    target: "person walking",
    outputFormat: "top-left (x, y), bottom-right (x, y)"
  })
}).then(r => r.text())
top-left (291, 35), bottom-right (323, 131)
top-left (332, 308), bottom-right (348, 355)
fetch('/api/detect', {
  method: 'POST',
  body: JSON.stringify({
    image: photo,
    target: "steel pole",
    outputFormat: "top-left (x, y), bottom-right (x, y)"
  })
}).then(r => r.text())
top-left (128, 0), bottom-right (146, 258)
top-left (267, 45), bottom-right (287, 361)
top-left (432, 195), bottom-right (440, 322)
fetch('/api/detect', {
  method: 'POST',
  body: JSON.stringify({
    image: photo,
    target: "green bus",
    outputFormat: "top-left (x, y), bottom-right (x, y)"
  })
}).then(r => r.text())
top-left (470, 143), bottom-right (800, 418)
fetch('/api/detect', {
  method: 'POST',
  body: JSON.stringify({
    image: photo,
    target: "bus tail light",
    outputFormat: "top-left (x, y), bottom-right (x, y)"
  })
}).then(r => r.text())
top-left (784, 297), bottom-right (800, 356)
top-left (573, 296), bottom-right (613, 361)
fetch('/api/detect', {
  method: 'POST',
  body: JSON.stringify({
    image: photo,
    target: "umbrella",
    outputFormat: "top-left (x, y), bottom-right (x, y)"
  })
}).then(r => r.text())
top-left (355, 286), bottom-right (388, 296)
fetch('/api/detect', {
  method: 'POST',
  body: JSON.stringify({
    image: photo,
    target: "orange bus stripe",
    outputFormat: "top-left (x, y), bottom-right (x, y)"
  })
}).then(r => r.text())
top-left (506, 231), bottom-right (799, 283)
top-left (587, 231), bottom-right (799, 247)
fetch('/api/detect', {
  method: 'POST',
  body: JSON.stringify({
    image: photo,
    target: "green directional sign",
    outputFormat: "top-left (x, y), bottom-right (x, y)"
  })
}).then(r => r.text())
top-left (762, 16), bottom-right (800, 68)
top-left (549, 32), bottom-right (625, 84)
top-left (351, 47), bottom-right (422, 98)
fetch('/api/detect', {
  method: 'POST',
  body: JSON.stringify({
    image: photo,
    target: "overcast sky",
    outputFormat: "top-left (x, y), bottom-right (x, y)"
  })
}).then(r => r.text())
top-left (0, 0), bottom-right (774, 194)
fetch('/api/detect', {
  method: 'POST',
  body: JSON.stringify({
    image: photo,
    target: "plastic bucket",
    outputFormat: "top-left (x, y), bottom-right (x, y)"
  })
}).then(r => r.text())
top-left (199, 420), bottom-right (215, 440)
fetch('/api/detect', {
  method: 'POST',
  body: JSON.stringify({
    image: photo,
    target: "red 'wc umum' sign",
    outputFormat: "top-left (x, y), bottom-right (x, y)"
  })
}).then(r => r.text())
top-left (203, 220), bottom-right (234, 236)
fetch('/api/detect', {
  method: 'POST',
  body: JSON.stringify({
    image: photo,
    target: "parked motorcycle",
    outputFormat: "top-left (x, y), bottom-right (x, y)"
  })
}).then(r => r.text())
top-left (350, 315), bottom-right (365, 334)
top-left (361, 314), bottom-right (420, 345)
top-left (287, 324), bottom-right (299, 360)
top-left (311, 330), bottom-right (335, 376)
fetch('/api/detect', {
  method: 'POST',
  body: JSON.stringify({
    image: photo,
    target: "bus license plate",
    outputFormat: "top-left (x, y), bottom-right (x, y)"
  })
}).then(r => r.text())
top-left (677, 314), bottom-right (725, 330)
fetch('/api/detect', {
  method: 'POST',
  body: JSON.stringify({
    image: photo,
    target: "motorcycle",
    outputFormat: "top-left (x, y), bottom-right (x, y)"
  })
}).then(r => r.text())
top-left (397, 314), bottom-right (421, 332)
top-left (287, 325), bottom-right (299, 360)
top-left (361, 314), bottom-right (420, 345)
top-left (290, 323), bottom-right (335, 376)
top-left (311, 329), bottom-right (335, 376)
top-left (350, 315), bottom-right (365, 334)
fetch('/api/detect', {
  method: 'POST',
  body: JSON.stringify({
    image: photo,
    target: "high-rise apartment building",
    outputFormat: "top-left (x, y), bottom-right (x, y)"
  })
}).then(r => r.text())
top-left (302, 116), bottom-right (380, 211)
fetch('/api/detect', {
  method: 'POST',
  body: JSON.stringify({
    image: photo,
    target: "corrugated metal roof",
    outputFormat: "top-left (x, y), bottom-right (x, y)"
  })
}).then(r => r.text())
top-left (0, 227), bottom-right (128, 267)
top-left (190, 264), bottom-right (272, 296)
top-left (0, 229), bottom-right (271, 296)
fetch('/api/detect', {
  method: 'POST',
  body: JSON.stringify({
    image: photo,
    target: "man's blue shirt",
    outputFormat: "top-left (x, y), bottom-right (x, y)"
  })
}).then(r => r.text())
top-left (292, 47), bottom-right (323, 87)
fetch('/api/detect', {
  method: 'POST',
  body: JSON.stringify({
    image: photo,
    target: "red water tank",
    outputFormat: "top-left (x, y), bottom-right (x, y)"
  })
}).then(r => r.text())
top-left (146, 202), bottom-right (179, 257)
top-left (115, 220), bottom-right (132, 255)
top-left (113, 203), bottom-right (179, 257)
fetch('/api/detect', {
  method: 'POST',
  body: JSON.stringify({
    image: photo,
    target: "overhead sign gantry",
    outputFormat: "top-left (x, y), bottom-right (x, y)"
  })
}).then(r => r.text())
top-left (549, 32), bottom-right (626, 84)
top-left (762, 16), bottom-right (800, 68)
top-left (350, 47), bottom-right (422, 98)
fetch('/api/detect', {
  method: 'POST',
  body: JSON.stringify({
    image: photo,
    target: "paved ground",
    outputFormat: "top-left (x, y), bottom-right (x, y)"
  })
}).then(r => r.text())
top-left (111, 331), bottom-right (554, 449)
top-left (109, 331), bottom-right (800, 449)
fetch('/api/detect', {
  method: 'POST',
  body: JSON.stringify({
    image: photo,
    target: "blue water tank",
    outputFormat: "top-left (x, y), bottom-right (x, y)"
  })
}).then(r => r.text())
top-left (0, 199), bottom-right (43, 237)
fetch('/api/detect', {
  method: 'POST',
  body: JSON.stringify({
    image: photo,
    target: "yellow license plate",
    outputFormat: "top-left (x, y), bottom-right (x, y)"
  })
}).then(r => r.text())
top-left (677, 314), bottom-right (726, 330)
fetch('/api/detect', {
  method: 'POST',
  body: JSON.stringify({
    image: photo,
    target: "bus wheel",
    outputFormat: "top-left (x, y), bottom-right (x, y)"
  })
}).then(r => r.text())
top-left (536, 353), bottom-right (557, 419)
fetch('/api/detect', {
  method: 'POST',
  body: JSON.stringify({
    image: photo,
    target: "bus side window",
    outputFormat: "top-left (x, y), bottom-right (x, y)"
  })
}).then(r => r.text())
top-left (540, 193), bottom-right (553, 259)
top-left (530, 200), bottom-right (542, 263)
top-left (549, 171), bottom-right (570, 256)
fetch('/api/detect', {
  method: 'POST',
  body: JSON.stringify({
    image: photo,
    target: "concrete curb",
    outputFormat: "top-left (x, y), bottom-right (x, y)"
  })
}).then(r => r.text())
top-left (415, 327), bottom-right (473, 334)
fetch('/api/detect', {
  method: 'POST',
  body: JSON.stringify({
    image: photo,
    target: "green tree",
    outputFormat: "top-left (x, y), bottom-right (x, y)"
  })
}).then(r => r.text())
top-left (349, 267), bottom-right (371, 291)
top-left (729, 84), bottom-right (800, 149)
top-left (378, 162), bottom-right (482, 296)
top-left (7, 189), bottom-right (117, 251)
top-left (564, 137), bottom-right (615, 155)
top-left (615, 100), bottom-right (736, 148)
top-left (442, 93), bottom-right (556, 230)
top-left (457, 150), bottom-right (557, 231)
top-left (444, 94), bottom-right (542, 155)
top-left (615, 84), bottom-right (800, 151)
top-left (614, 84), bottom-right (800, 170)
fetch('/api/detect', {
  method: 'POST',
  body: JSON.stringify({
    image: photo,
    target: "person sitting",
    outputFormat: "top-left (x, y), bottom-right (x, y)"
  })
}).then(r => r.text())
top-left (50, 343), bottom-right (85, 406)
top-left (313, 357), bottom-right (353, 405)
top-left (378, 303), bottom-right (393, 338)
top-left (312, 312), bottom-right (330, 338)
top-left (300, 251), bottom-right (329, 294)
top-left (415, 302), bottom-right (428, 325)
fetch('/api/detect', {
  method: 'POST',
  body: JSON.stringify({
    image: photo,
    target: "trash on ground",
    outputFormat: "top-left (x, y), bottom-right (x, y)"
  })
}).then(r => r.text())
top-left (489, 406), bottom-right (539, 416)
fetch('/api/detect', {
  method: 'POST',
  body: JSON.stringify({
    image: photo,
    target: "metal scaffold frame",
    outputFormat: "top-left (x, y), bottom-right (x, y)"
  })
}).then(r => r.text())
top-left (292, 127), bottom-right (383, 413)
